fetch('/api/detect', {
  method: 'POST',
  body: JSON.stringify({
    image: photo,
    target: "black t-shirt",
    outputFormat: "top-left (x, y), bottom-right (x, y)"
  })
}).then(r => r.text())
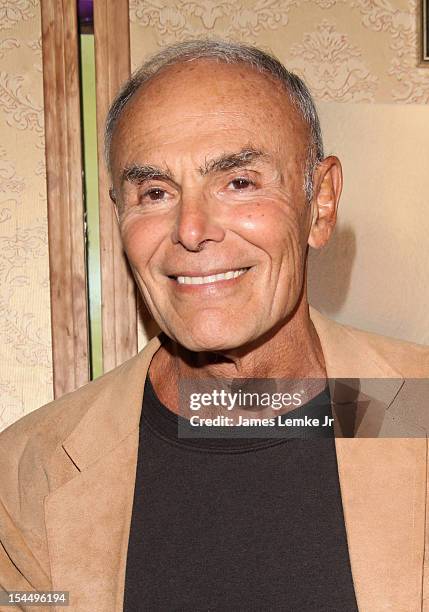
top-left (124, 376), bottom-right (358, 612)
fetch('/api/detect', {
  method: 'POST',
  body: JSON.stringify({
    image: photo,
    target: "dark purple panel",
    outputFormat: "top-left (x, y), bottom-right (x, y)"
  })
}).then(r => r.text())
top-left (78, 0), bottom-right (93, 26)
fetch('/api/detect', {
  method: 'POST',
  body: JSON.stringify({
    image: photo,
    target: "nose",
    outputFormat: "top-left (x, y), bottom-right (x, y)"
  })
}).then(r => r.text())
top-left (171, 189), bottom-right (225, 251)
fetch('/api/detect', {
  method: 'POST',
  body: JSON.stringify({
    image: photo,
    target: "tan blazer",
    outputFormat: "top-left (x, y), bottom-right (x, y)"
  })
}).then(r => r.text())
top-left (0, 308), bottom-right (428, 612)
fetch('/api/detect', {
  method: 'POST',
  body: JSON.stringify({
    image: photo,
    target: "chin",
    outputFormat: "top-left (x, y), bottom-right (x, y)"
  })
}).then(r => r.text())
top-left (179, 338), bottom-right (233, 353)
top-left (173, 329), bottom-right (237, 352)
top-left (171, 319), bottom-right (261, 353)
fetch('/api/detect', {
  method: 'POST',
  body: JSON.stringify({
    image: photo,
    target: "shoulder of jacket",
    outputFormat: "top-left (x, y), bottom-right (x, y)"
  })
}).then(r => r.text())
top-left (0, 339), bottom-right (160, 531)
top-left (310, 306), bottom-right (429, 377)
top-left (0, 350), bottom-right (143, 466)
top-left (336, 320), bottom-right (429, 378)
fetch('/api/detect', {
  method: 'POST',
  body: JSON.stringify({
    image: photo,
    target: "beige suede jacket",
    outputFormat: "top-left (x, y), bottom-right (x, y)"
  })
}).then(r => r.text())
top-left (0, 307), bottom-right (428, 611)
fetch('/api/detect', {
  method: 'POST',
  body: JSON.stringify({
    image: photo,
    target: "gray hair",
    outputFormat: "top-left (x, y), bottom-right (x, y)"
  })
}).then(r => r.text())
top-left (105, 39), bottom-right (324, 201)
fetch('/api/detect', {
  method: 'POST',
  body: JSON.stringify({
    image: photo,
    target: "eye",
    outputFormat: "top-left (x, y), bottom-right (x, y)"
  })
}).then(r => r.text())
top-left (140, 187), bottom-right (169, 203)
top-left (228, 177), bottom-right (255, 190)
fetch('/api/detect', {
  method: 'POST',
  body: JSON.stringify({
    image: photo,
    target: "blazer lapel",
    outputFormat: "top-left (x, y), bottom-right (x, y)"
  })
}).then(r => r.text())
top-left (310, 306), bottom-right (405, 437)
top-left (44, 337), bottom-right (161, 612)
top-left (310, 308), bottom-right (426, 610)
top-left (44, 432), bottom-right (139, 612)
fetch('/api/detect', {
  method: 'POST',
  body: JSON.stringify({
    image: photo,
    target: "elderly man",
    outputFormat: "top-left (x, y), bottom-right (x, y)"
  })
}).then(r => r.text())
top-left (1, 40), bottom-right (428, 612)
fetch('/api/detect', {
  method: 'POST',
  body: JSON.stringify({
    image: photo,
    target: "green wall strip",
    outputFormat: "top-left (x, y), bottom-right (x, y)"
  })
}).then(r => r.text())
top-left (80, 34), bottom-right (103, 379)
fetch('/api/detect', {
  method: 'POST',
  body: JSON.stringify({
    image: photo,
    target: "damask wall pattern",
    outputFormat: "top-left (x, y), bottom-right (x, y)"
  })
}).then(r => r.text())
top-left (129, 0), bottom-right (429, 104)
top-left (0, 1), bottom-right (53, 432)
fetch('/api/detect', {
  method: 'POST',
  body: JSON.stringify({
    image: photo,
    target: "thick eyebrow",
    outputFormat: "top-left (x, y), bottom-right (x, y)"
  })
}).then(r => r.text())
top-left (121, 147), bottom-right (268, 186)
top-left (121, 164), bottom-right (174, 186)
top-left (199, 147), bottom-right (268, 176)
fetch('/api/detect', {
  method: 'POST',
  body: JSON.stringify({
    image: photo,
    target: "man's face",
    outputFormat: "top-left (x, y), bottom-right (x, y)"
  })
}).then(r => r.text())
top-left (110, 61), bottom-right (316, 352)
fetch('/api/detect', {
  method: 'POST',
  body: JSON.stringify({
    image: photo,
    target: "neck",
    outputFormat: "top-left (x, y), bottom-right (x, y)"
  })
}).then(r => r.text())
top-left (149, 297), bottom-right (327, 416)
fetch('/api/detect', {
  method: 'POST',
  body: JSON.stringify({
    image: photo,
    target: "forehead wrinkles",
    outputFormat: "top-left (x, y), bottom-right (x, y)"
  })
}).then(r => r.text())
top-left (111, 65), bottom-right (309, 174)
top-left (134, 109), bottom-right (266, 134)
top-left (116, 107), bottom-right (300, 166)
top-left (117, 117), bottom-right (266, 173)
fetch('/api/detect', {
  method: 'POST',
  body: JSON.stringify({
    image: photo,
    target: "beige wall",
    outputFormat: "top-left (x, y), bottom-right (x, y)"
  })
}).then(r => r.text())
top-left (0, 2), bottom-right (53, 431)
top-left (310, 101), bottom-right (429, 346)
top-left (130, 0), bottom-right (429, 348)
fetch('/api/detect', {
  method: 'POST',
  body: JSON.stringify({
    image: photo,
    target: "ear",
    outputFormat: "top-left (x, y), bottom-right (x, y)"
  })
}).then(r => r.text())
top-left (308, 156), bottom-right (343, 249)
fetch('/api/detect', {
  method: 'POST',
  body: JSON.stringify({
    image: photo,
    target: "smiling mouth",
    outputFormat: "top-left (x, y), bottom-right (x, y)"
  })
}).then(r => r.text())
top-left (170, 267), bottom-right (250, 285)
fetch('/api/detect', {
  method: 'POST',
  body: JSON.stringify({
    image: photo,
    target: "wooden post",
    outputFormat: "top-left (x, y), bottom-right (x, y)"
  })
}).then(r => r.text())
top-left (94, 0), bottom-right (138, 373)
top-left (41, 0), bottom-right (90, 396)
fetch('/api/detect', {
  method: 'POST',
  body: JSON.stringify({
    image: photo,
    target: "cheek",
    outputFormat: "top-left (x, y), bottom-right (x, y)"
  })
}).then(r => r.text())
top-left (119, 216), bottom-right (164, 269)
top-left (232, 199), bottom-right (307, 264)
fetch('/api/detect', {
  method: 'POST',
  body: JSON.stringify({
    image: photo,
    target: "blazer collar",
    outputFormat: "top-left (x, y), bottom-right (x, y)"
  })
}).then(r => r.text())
top-left (62, 306), bottom-right (405, 471)
top-left (62, 336), bottom-right (161, 472)
top-left (309, 306), bottom-right (403, 378)
top-left (309, 307), bottom-right (404, 437)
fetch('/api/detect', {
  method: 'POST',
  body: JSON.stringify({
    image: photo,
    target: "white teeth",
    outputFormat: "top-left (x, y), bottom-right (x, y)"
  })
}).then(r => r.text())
top-left (176, 268), bottom-right (248, 285)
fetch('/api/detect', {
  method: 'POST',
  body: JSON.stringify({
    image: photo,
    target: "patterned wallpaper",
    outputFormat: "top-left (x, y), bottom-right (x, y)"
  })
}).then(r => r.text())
top-left (0, 1), bottom-right (53, 432)
top-left (129, 0), bottom-right (429, 104)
